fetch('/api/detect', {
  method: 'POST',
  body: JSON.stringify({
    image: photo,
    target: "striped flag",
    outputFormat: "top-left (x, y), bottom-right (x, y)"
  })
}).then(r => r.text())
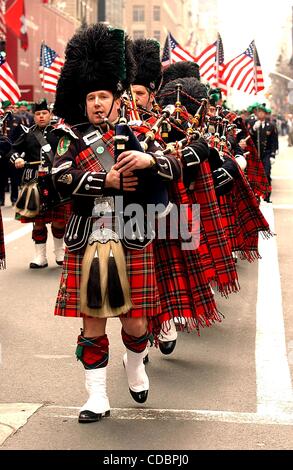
top-left (161, 32), bottom-right (197, 68)
top-left (0, 0), bottom-right (6, 42)
top-left (195, 34), bottom-right (227, 94)
top-left (39, 43), bottom-right (64, 93)
top-left (221, 41), bottom-right (264, 95)
top-left (0, 53), bottom-right (21, 104)
top-left (5, 0), bottom-right (28, 50)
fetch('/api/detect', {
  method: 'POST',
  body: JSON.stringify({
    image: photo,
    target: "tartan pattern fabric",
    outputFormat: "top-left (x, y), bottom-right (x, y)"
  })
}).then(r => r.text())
top-left (153, 179), bottom-right (222, 333)
top-left (54, 242), bottom-right (162, 322)
top-left (154, 235), bottom-right (222, 334)
top-left (121, 329), bottom-right (149, 353)
top-left (55, 130), bottom-right (162, 322)
top-left (32, 225), bottom-right (48, 244)
top-left (17, 202), bottom-right (72, 225)
top-left (75, 130), bottom-right (115, 172)
top-left (0, 209), bottom-right (5, 269)
top-left (219, 164), bottom-right (273, 259)
top-left (187, 161), bottom-right (239, 294)
top-left (76, 334), bottom-right (109, 369)
top-left (245, 136), bottom-right (270, 198)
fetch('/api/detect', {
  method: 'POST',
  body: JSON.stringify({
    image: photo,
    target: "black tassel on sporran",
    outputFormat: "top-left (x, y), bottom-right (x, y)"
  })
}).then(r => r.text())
top-left (108, 255), bottom-right (125, 308)
top-left (87, 257), bottom-right (102, 308)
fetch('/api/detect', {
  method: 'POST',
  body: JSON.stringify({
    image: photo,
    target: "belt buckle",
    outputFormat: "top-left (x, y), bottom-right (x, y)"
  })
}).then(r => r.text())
top-left (83, 130), bottom-right (102, 145)
top-left (92, 196), bottom-right (114, 217)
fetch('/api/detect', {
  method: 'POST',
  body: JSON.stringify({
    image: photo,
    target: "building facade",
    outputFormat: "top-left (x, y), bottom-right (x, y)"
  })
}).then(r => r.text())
top-left (6, 0), bottom-right (98, 102)
top-left (123, 0), bottom-right (193, 47)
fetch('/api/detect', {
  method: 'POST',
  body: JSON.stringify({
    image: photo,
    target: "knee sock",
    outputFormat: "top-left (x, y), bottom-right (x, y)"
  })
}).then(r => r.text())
top-left (121, 329), bottom-right (148, 353)
top-left (51, 225), bottom-right (65, 239)
top-left (76, 333), bottom-right (109, 369)
top-left (32, 226), bottom-right (48, 244)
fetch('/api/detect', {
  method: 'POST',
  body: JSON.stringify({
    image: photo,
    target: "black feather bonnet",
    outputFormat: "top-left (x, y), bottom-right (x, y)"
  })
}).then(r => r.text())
top-left (54, 23), bottom-right (136, 124)
top-left (132, 38), bottom-right (162, 91)
top-left (158, 77), bottom-right (207, 117)
top-left (162, 61), bottom-right (200, 88)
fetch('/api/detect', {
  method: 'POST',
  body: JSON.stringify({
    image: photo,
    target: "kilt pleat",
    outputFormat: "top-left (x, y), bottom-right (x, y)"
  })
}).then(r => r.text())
top-left (55, 243), bottom-right (162, 322)
top-left (219, 171), bottom-right (273, 259)
top-left (16, 202), bottom-right (72, 225)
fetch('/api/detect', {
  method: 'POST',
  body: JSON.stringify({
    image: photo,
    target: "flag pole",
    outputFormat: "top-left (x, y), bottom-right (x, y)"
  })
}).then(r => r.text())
top-left (215, 33), bottom-right (219, 88)
top-left (252, 40), bottom-right (258, 95)
top-left (167, 32), bottom-right (172, 66)
top-left (41, 41), bottom-right (45, 90)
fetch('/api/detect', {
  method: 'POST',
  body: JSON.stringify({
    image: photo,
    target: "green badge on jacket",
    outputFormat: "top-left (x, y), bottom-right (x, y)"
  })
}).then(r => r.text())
top-left (57, 136), bottom-right (70, 156)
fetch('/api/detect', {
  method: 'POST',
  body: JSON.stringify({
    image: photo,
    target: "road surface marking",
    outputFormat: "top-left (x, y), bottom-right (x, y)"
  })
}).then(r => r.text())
top-left (34, 355), bottom-right (71, 359)
top-left (256, 203), bottom-right (293, 415)
top-left (4, 224), bottom-right (32, 245)
top-left (48, 406), bottom-right (293, 426)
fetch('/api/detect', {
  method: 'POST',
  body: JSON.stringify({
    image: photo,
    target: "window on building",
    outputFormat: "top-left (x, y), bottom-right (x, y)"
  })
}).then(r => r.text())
top-left (153, 5), bottom-right (160, 21)
top-left (133, 30), bottom-right (145, 40)
top-left (133, 5), bottom-right (145, 22)
top-left (76, 0), bottom-right (83, 20)
top-left (153, 31), bottom-right (161, 42)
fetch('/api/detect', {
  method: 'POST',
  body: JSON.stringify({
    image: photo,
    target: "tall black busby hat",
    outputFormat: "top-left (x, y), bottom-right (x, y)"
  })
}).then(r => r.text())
top-left (33, 99), bottom-right (49, 113)
top-left (54, 23), bottom-right (136, 124)
top-left (132, 38), bottom-right (162, 91)
top-left (158, 77), bottom-right (207, 117)
top-left (162, 61), bottom-right (200, 88)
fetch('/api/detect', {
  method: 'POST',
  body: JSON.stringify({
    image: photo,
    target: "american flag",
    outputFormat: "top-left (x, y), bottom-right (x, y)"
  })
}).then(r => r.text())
top-left (0, 53), bottom-right (21, 104)
top-left (0, 0), bottom-right (6, 42)
top-left (195, 34), bottom-right (227, 94)
top-left (39, 43), bottom-right (64, 93)
top-left (161, 32), bottom-right (197, 68)
top-left (221, 41), bottom-right (264, 95)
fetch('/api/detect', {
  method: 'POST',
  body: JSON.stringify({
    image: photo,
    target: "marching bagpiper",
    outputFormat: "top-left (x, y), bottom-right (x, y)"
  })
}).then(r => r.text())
top-left (52, 23), bottom-right (182, 423)
top-left (8, 99), bottom-right (70, 269)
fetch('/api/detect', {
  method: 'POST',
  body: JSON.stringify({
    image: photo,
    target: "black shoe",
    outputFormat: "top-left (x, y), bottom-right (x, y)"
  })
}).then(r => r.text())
top-left (78, 409), bottom-right (110, 423)
top-left (56, 260), bottom-right (63, 266)
top-left (129, 389), bottom-right (148, 403)
top-left (159, 340), bottom-right (177, 355)
top-left (123, 357), bottom-right (149, 403)
top-left (29, 262), bottom-right (48, 269)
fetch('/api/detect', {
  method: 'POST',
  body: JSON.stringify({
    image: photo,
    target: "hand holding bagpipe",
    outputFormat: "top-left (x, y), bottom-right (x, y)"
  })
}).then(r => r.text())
top-left (105, 167), bottom-right (138, 192)
top-left (114, 150), bottom-right (154, 173)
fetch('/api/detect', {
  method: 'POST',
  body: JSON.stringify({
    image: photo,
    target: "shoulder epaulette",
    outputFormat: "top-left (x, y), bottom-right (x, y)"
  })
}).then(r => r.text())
top-left (52, 121), bottom-right (79, 140)
top-left (20, 124), bottom-right (30, 134)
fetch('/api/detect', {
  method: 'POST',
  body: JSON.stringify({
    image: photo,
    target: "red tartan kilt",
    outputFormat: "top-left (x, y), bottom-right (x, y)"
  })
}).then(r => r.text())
top-left (54, 242), bottom-right (161, 320)
top-left (17, 202), bottom-right (72, 225)
top-left (153, 238), bottom-right (195, 318)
